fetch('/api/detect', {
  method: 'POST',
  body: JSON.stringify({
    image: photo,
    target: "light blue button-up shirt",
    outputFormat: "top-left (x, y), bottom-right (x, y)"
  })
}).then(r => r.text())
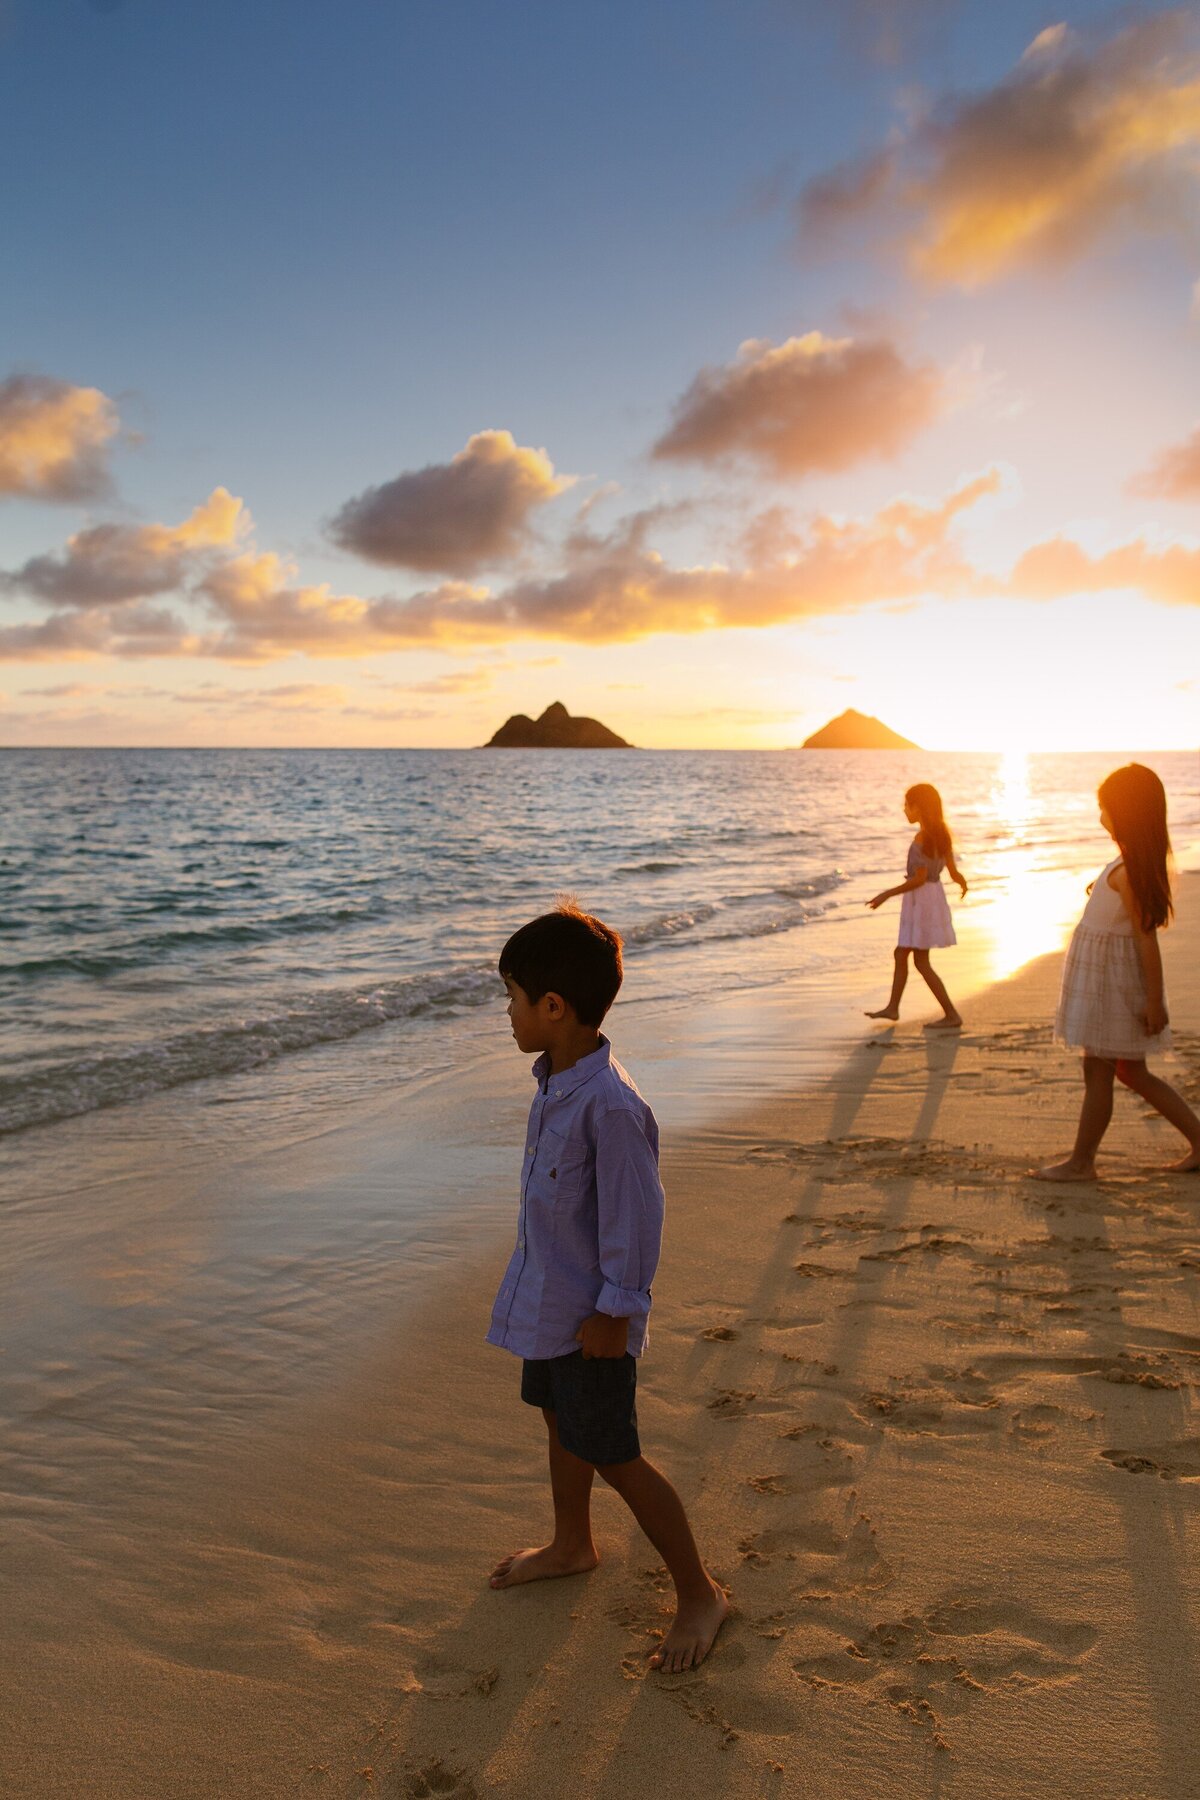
top-left (487, 1036), bottom-right (665, 1362)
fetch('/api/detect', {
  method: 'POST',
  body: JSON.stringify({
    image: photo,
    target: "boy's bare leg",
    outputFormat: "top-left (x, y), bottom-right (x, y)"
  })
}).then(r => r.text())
top-left (1116, 1060), bottom-right (1200, 1171)
top-left (865, 947), bottom-right (909, 1020)
top-left (489, 1410), bottom-right (600, 1588)
top-left (597, 1455), bottom-right (728, 1673)
top-left (913, 949), bottom-right (962, 1027)
top-left (1033, 1054), bottom-right (1113, 1181)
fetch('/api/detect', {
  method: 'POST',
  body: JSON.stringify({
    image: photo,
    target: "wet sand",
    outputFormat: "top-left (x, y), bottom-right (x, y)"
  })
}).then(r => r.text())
top-left (3, 879), bottom-right (1199, 1798)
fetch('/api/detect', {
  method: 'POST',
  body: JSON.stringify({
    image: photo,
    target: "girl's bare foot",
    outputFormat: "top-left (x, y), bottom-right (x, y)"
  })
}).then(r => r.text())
top-left (1031, 1158), bottom-right (1098, 1183)
top-left (925, 1015), bottom-right (962, 1030)
top-left (648, 1580), bottom-right (729, 1674)
top-left (1165, 1145), bottom-right (1200, 1173)
top-left (865, 1007), bottom-right (899, 1020)
top-left (489, 1543), bottom-right (599, 1588)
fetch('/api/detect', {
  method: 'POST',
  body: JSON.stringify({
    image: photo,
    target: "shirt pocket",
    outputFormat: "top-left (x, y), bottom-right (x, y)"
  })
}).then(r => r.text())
top-left (533, 1123), bottom-right (591, 1206)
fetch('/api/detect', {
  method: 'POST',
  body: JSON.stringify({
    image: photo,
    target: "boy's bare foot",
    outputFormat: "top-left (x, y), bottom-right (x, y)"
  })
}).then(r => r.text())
top-left (489, 1543), bottom-right (599, 1589)
top-left (1030, 1158), bottom-right (1097, 1183)
top-left (924, 1015), bottom-right (962, 1030)
top-left (1164, 1145), bottom-right (1200, 1173)
top-left (865, 1007), bottom-right (899, 1020)
top-left (648, 1580), bottom-right (729, 1674)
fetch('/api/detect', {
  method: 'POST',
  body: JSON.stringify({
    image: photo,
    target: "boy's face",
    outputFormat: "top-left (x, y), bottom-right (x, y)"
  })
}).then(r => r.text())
top-left (503, 975), bottom-right (565, 1054)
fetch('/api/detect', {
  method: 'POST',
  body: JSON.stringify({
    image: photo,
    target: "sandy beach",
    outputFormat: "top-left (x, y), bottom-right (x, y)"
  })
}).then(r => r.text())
top-left (4, 878), bottom-right (1199, 1800)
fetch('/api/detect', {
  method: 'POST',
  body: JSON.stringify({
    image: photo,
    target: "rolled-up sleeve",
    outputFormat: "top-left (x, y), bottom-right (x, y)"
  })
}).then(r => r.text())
top-left (594, 1105), bottom-right (664, 1319)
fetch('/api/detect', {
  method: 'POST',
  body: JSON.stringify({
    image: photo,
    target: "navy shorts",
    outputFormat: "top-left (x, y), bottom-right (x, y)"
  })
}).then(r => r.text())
top-left (520, 1350), bottom-right (640, 1466)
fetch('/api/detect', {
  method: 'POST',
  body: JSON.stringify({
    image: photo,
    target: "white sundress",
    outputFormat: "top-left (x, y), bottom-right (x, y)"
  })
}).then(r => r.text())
top-left (1055, 857), bottom-right (1171, 1058)
top-left (897, 838), bottom-right (957, 950)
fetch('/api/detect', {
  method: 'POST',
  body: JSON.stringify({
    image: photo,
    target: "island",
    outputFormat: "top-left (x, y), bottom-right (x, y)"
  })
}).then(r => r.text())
top-left (482, 700), bottom-right (632, 749)
top-left (801, 709), bottom-right (919, 750)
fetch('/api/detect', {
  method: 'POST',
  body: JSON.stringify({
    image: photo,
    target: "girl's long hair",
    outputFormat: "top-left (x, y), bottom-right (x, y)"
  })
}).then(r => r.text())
top-left (905, 783), bottom-right (952, 860)
top-left (1098, 763), bottom-right (1173, 931)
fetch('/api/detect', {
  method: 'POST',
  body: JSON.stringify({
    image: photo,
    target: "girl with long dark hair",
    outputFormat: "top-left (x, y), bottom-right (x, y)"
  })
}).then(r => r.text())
top-left (1036, 763), bottom-right (1200, 1180)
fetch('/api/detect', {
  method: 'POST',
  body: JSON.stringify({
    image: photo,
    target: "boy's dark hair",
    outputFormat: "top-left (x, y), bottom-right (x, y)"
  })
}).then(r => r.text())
top-left (499, 901), bottom-right (623, 1027)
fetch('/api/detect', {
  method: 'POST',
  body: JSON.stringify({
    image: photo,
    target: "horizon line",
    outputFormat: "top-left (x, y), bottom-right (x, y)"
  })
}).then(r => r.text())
top-left (0, 743), bottom-right (1195, 756)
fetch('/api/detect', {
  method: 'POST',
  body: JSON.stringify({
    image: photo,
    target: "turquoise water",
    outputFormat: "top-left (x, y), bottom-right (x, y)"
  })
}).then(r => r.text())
top-left (2, 747), bottom-right (1196, 1133)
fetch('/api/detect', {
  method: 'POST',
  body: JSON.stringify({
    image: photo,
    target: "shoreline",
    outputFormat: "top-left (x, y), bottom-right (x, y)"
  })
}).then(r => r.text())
top-left (3, 881), bottom-right (1199, 1796)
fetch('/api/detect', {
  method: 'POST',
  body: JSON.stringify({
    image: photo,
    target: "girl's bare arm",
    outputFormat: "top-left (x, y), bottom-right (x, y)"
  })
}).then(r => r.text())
top-left (866, 867), bottom-right (927, 909)
top-left (945, 853), bottom-right (968, 898)
top-left (1114, 867), bottom-right (1169, 1034)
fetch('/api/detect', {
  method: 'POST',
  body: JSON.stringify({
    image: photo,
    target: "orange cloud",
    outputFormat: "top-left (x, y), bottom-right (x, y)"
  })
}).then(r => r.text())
top-left (196, 552), bottom-right (506, 661)
top-left (799, 12), bottom-right (1200, 286)
top-left (176, 682), bottom-right (352, 714)
top-left (29, 469), bottom-right (1195, 667)
top-left (0, 373), bottom-right (121, 501)
top-left (0, 474), bottom-right (998, 661)
top-left (328, 430), bottom-right (571, 574)
top-left (1130, 425), bottom-right (1200, 500)
top-left (652, 332), bottom-right (941, 475)
top-left (1008, 531), bottom-right (1200, 608)
top-left (4, 488), bottom-right (245, 607)
top-left (0, 603), bottom-right (200, 663)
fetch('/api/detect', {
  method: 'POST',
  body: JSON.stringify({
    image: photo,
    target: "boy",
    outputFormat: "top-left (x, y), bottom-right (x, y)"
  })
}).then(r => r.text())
top-left (487, 902), bottom-right (727, 1674)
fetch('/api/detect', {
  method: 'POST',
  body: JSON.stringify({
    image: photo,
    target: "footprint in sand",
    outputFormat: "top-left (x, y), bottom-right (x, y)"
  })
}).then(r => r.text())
top-left (773, 1422), bottom-right (858, 1490)
top-left (1009, 1403), bottom-right (1062, 1440)
top-left (853, 1371), bottom-right (1003, 1440)
top-left (707, 1387), bottom-right (758, 1417)
top-left (739, 1514), bottom-right (891, 1596)
top-left (405, 1761), bottom-right (478, 1799)
top-left (1100, 1438), bottom-right (1200, 1480)
top-left (795, 1596), bottom-right (1096, 1748)
top-left (1096, 1355), bottom-right (1182, 1390)
top-left (860, 1230), bottom-right (975, 1265)
top-left (700, 1325), bottom-right (738, 1342)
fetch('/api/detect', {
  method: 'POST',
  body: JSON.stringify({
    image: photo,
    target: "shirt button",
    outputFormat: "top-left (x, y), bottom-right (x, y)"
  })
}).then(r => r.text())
top-left (555, 1088), bottom-right (563, 1097)
top-left (527, 1146), bottom-right (535, 1156)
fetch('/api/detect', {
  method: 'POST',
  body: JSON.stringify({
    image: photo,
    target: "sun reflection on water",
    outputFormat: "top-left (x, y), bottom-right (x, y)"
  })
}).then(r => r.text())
top-left (967, 749), bottom-right (1087, 985)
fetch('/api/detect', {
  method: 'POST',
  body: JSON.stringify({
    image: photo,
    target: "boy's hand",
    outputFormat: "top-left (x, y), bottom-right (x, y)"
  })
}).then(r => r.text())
top-left (576, 1313), bottom-right (629, 1359)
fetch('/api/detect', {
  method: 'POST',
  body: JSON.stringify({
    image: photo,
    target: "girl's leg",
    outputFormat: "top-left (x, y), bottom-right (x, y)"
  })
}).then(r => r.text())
top-left (912, 949), bottom-right (962, 1027)
top-left (1033, 1054), bottom-right (1115, 1181)
top-left (1116, 1060), bottom-right (1200, 1171)
top-left (866, 947), bottom-right (910, 1020)
top-left (489, 1409), bottom-right (600, 1587)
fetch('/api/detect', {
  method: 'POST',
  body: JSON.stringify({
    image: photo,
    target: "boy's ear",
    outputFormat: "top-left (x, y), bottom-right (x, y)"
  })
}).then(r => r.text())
top-left (542, 989), bottom-right (568, 1021)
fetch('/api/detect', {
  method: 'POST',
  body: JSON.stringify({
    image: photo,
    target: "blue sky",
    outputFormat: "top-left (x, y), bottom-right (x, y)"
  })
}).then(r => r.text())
top-left (1, 0), bottom-right (1198, 746)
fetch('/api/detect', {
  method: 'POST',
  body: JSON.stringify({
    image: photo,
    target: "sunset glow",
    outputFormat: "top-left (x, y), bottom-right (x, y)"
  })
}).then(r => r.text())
top-left (1, 3), bottom-right (1197, 749)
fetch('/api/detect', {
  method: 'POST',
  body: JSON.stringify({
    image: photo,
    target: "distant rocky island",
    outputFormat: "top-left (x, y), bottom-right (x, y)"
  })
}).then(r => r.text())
top-left (483, 701), bottom-right (632, 749)
top-left (801, 709), bottom-right (919, 750)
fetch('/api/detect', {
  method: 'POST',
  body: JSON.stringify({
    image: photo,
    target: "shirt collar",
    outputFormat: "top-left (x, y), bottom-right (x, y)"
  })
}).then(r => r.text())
top-left (531, 1034), bottom-right (611, 1098)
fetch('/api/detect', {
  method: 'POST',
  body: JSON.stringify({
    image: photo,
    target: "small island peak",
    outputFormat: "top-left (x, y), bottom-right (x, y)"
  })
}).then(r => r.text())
top-left (483, 701), bottom-right (632, 749)
top-left (802, 709), bottom-right (919, 750)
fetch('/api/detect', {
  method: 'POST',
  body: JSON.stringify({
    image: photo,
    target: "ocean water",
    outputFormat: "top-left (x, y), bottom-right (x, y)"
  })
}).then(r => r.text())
top-left (2, 747), bottom-right (1197, 1136)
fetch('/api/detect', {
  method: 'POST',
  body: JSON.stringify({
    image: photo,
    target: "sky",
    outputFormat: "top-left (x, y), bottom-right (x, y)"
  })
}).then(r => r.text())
top-left (0, 0), bottom-right (1198, 750)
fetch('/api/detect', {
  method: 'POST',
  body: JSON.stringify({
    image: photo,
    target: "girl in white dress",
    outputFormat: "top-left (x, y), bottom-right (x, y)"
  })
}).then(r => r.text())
top-left (1035, 763), bottom-right (1200, 1180)
top-left (865, 783), bottom-right (968, 1029)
